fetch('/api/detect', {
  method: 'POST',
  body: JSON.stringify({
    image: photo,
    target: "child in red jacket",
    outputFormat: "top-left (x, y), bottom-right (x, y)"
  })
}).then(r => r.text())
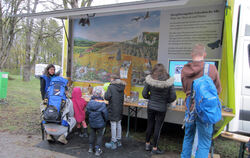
top-left (72, 87), bottom-right (88, 137)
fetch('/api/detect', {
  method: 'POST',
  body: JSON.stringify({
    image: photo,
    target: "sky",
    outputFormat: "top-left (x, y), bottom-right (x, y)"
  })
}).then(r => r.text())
top-left (37, 0), bottom-right (144, 12)
top-left (91, 0), bottom-right (144, 6)
top-left (73, 11), bottom-right (160, 42)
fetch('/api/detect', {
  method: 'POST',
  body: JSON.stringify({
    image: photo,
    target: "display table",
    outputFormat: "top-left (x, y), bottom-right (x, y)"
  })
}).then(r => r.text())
top-left (82, 96), bottom-right (234, 137)
top-left (221, 131), bottom-right (250, 158)
top-left (123, 103), bottom-right (234, 137)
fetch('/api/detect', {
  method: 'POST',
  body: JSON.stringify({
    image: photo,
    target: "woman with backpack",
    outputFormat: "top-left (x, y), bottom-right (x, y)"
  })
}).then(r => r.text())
top-left (40, 64), bottom-right (57, 100)
top-left (142, 63), bottom-right (176, 154)
top-left (40, 64), bottom-right (76, 144)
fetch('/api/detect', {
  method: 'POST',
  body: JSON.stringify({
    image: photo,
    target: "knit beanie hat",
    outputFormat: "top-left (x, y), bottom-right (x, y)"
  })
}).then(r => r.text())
top-left (92, 86), bottom-right (104, 97)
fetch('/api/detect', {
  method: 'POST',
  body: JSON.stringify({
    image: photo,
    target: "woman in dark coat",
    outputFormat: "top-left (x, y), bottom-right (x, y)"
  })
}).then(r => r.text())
top-left (142, 63), bottom-right (176, 154)
top-left (104, 74), bottom-right (126, 149)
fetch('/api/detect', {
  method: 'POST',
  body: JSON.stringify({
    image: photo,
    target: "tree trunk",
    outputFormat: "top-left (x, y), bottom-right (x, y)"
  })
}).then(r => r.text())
top-left (23, 0), bottom-right (39, 81)
top-left (0, 0), bottom-right (22, 71)
top-left (31, 19), bottom-right (45, 68)
top-left (71, 0), bottom-right (78, 8)
top-left (63, 0), bottom-right (68, 9)
top-left (81, 0), bottom-right (93, 7)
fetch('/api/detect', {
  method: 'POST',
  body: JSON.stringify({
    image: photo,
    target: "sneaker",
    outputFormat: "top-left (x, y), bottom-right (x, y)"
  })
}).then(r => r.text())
top-left (95, 148), bottom-right (103, 156)
top-left (57, 134), bottom-right (68, 144)
top-left (151, 148), bottom-right (164, 154)
top-left (79, 128), bottom-right (88, 138)
top-left (74, 127), bottom-right (81, 135)
top-left (105, 141), bottom-right (117, 149)
top-left (117, 140), bottom-right (122, 147)
top-left (88, 148), bottom-right (94, 153)
top-left (81, 132), bottom-right (88, 138)
top-left (145, 143), bottom-right (152, 151)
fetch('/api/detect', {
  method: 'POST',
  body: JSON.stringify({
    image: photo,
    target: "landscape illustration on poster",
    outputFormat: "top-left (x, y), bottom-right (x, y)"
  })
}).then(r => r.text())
top-left (72, 11), bottom-right (160, 85)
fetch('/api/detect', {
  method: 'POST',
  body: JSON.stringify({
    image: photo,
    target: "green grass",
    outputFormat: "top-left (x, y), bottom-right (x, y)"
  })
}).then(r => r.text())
top-left (129, 130), bottom-right (245, 158)
top-left (0, 75), bottom-right (41, 135)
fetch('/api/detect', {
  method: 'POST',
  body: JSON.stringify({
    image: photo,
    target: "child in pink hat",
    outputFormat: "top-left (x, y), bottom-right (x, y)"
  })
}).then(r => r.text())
top-left (72, 87), bottom-right (88, 137)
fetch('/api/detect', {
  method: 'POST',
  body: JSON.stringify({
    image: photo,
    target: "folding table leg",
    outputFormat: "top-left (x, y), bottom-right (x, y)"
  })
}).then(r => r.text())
top-left (238, 142), bottom-right (245, 158)
top-left (134, 107), bottom-right (138, 132)
top-left (126, 106), bottom-right (131, 138)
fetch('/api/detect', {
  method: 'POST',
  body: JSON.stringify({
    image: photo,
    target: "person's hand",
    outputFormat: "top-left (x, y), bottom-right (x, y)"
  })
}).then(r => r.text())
top-left (43, 98), bottom-right (48, 105)
top-left (189, 100), bottom-right (195, 111)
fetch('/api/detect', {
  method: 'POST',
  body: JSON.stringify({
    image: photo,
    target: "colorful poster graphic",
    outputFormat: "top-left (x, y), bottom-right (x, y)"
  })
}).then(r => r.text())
top-left (72, 11), bottom-right (160, 85)
top-left (169, 60), bottom-right (219, 87)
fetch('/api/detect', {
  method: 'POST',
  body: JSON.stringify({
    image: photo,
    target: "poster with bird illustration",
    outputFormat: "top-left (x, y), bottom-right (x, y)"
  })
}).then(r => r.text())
top-left (73, 10), bottom-right (160, 85)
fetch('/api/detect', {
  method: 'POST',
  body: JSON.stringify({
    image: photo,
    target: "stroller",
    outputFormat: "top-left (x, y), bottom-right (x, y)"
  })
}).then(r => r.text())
top-left (40, 76), bottom-right (76, 143)
top-left (41, 98), bottom-right (76, 143)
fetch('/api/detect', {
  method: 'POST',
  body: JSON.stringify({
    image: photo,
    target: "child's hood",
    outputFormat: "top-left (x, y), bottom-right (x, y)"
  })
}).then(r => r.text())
top-left (72, 87), bottom-right (82, 99)
top-left (87, 100), bottom-right (105, 111)
top-left (110, 79), bottom-right (126, 92)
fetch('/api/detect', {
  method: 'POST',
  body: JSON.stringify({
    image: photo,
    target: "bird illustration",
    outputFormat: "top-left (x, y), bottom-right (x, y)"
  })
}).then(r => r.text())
top-left (131, 16), bottom-right (143, 22)
top-left (207, 40), bottom-right (221, 49)
top-left (131, 12), bottom-right (150, 22)
top-left (79, 18), bottom-right (90, 26)
top-left (144, 11), bottom-right (150, 20)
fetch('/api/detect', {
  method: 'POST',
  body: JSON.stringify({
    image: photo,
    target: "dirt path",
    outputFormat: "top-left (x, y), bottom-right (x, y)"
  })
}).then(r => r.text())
top-left (0, 132), bottom-right (179, 158)
top-left (0, 132), bottom-right (74, 158)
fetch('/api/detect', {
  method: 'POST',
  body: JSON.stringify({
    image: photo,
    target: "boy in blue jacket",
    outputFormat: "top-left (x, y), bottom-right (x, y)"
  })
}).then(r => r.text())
top-left (86, 86), bottom-right (108, 156)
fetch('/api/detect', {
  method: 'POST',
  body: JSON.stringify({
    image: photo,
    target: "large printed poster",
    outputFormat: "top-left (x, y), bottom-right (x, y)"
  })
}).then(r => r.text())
top-left (158, 5), bottom-right (224, 65)
top-left (73, 11), bottom-right (160, 85)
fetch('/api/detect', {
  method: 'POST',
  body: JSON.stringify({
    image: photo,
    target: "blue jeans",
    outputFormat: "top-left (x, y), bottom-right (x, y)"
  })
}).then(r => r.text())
top-left (181, 118), bottom-right (213, 158)
top-left (110, 120), bottom-right (122, 142)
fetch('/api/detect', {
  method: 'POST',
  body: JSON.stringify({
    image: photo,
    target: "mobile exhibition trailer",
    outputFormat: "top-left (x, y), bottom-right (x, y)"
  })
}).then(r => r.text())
top-left (16, 0), bottom-right (239, 135)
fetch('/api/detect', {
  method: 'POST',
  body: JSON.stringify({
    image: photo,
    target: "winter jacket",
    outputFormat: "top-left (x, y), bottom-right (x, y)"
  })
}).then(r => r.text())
top-left (61, 99), bottom-right (76, 131)
top-left (86, 100), bottom-right (108, 129)
top-left (181, 61), bottom-right (222, 97)
top-left (40, 75), bottom-right (56, 100)
top-left (72, 87), bottom-right (87, 123)
top-left (142, 75), bottom-right (177, 112)
top-left (104, 79), bottom-right (126, 121)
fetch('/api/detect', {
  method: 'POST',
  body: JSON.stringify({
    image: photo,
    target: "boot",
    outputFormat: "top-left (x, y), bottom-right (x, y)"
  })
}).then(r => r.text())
top-left (80, 127), bottom-right (88, 138)
top-left (46, 134), bottom-right (54, 143)
top-left (105, 141), bottom-right (117, 150)
top-left (58, 134), bottom-right (68, 144)
top-left (74, 127), bottom-right (81, 135)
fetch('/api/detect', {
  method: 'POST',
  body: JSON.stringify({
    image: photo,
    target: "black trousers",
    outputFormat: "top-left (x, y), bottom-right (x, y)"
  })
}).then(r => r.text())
top-left (89, 127), bottom-right (104, 148)
top-left (145, 109), bottom-right (166, 148)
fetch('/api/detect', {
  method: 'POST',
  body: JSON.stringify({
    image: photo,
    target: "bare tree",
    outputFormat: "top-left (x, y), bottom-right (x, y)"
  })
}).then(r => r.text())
top-left (63, 0), bottom-right (93, 8)
top-left (23, 0), bottom-right (39, 81)
top-left (0, 0), bottom-right (23, 71)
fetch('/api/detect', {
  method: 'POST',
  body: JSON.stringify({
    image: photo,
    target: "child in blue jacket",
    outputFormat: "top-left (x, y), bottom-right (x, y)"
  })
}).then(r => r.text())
top-left (86, 86), bottom-right (108, 156)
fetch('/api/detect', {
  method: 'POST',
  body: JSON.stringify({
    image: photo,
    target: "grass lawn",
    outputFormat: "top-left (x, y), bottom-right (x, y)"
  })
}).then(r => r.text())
top-left (0, 75), bottom-right (41, 134)
top-left (0, 75), bottom-right (248, 157)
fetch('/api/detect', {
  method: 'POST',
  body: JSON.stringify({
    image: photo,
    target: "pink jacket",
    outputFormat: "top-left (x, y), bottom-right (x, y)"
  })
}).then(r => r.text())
top-left (72, 87), bottom-right (87, 123)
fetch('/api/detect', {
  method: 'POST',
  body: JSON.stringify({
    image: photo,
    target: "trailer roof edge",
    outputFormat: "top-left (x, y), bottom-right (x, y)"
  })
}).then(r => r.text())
top-left (11, 0), bottom-right (189, 19)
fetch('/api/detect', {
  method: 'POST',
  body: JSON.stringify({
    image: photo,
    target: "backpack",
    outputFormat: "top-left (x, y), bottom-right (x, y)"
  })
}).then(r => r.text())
top-left (192, 63), bottom-right (222, 124)
top-left (43, 76), bottom-right (68, 124)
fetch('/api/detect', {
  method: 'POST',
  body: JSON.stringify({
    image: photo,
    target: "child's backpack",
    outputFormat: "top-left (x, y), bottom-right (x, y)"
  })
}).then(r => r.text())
top-left (192, 63), bottom-right (222, 124)
top-left (43, 76), bottom-right (68, 124)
